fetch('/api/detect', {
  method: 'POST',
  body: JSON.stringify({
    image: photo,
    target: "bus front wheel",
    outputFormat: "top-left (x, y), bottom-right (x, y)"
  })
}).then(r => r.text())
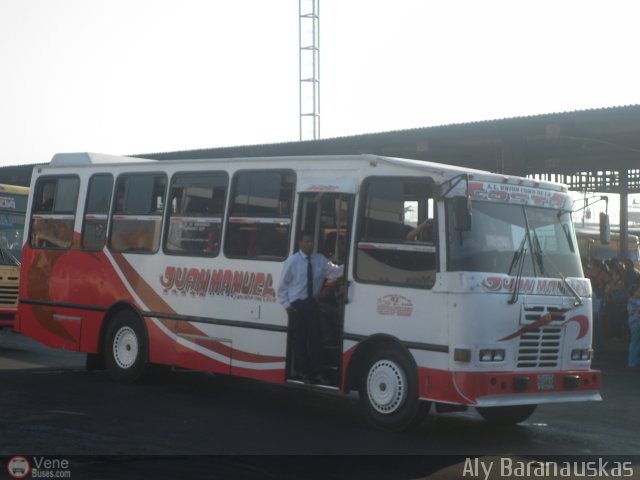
top-left (476, 404), bottom-right (537, 425)
top-left (358, 347), bottom-right (430, 432)
top-left (104, 310), bottom-right (149, 383)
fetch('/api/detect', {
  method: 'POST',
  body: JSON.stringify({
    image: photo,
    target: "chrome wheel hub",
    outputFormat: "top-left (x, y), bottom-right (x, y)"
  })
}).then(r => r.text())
top-left (113, 326), bottom-right (139, 370)
top-left (366, 359), bottom-right (407, 414)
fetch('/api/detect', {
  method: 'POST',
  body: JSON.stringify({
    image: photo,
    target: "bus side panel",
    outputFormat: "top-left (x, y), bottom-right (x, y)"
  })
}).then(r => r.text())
top-left (174, 320), bottom-right (232, 375)
top-left (130, 255), bottom-right (289, 379)
top-left (230, 329), bottom-right (286, 383)
top-left (79, 309), bottom-right (107, 354)
top-left (19, 247), bottom-right (178, 355)
top-left (18, 248), bottom-right (82, 351)
top-left (144, 318), bottom-right (179, 367)
top-left (344, 284), bottom-right (449, 346)
top-left (18, 303), bottom-right (81, 351)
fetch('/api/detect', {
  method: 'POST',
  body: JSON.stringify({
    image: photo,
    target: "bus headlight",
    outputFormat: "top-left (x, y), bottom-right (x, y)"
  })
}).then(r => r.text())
top-left (571, 348), bottom-right (592, 361)
top-left (479, 349), bottom-right (505, 362)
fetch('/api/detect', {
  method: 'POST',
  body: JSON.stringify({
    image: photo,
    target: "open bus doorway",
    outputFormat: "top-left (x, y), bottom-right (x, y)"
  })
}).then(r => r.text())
top-left (285, 192), bottom-right (353, 387)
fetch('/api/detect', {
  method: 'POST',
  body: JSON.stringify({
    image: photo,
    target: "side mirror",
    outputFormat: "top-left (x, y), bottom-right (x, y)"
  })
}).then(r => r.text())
top-left (600, 212), bottom-right (610, 245)
top-left (453, 196), bottom-right (472, 231)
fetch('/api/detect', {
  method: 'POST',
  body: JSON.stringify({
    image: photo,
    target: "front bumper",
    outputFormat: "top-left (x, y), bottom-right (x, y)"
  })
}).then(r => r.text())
top-left (419, 367), bottom-right (601, 405)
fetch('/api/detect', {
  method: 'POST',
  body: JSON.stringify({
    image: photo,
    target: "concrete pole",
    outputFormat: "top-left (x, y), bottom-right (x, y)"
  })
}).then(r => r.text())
top-left (620, 169), bottom-right (629, 260)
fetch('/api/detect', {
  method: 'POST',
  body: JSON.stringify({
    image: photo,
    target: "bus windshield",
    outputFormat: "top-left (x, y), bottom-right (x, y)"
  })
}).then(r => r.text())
top-left (0, 186), bottom-right (27, 265)
top-left (0, 212), bottom-right (25, 265)
top-left (448, 200), bottom-right (583, 278)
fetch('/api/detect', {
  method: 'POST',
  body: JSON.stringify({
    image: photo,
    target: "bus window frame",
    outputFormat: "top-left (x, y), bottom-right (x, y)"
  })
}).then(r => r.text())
top-left (29, 174), bottom-right (80, 250)
top-left (354, 175), bottom-right (438, 289)
top-left (81, 173), bottom-right (114, 251)
top-left (108, 172), bottom-right (168, 254)
top-left (163, 170), bottom-right (229, 258)
top-left (223, 169), bottom-right (296, 261)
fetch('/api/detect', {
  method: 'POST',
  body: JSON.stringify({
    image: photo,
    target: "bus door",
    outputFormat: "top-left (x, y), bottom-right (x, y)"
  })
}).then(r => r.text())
top-left (287, 188), bottom-right (354, 387)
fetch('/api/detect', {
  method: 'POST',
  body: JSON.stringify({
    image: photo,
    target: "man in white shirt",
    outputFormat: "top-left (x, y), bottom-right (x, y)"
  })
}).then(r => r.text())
top-left (278, 231), bottom-right (344, 384)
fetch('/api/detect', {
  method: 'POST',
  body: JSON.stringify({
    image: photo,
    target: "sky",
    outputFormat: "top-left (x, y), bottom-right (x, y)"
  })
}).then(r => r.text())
top-left (1, 0), bottom-right (639, 170)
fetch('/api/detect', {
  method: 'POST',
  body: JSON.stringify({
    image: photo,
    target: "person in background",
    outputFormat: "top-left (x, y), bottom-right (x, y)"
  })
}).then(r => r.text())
top-left (601, 260), bottom-right (628, 342)
top-left (586, 258), bottom-right (610, 354)
top-left (622, 259), bottom-right (640, 288)
top-left (405, 218), bottom-right (434, 242)
top-left (277, 231), bottom-right (343, 384)
top-left (626, 283), bottom-right (640, 368)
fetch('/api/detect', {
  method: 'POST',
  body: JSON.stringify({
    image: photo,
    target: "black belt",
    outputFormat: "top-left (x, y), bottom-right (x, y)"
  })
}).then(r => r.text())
top-left (292, 298), bottom-right (315, 306)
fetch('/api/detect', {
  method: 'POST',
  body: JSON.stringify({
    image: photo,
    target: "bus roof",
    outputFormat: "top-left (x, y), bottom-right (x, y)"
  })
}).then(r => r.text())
top-left (46, 152), bottom-right (568, 194)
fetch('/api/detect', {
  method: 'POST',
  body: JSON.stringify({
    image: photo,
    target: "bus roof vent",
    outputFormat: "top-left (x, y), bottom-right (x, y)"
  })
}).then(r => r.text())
top-left (50, 152), bottom-right (151, 166)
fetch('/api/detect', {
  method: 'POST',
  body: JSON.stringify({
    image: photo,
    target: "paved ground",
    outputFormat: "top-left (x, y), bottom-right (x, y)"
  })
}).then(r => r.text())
top-left (0, 330), bottom-right (638, 479)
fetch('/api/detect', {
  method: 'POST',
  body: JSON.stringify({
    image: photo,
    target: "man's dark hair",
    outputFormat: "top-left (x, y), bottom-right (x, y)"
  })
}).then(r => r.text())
top-left (298, 230), bottom-right (314, 242)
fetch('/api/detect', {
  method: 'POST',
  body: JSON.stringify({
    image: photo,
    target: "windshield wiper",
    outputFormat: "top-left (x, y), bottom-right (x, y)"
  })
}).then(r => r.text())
top-left (508, 236), bottom-right (527, 276)
top-left (535, 249), bottom-right (583, 307)
top-left (508, 237), bottom-right (527, 305)
top-left (531, 229), bottom-right (545, 276)
top-left (556, 210), bottom-right (576, 253)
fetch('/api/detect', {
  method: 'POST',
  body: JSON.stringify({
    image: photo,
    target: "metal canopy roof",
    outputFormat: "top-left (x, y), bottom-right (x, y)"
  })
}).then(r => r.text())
top-left (137, 105), bottom-right (640, 194)
top-left (2, 105), bottom-right (639, 193)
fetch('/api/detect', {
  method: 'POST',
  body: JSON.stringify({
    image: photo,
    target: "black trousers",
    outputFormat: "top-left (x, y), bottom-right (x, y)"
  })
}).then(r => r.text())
top-left (289, 299), bottom-right (322, 378)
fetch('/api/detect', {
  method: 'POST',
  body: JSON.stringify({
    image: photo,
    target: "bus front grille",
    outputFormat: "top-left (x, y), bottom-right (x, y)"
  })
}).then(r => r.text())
top-left (516, 326), bottom-right (561, 368)
top-left (523, 305), bottom-right (567, 324)
top-left (0, 285), bottom-right (19, 307)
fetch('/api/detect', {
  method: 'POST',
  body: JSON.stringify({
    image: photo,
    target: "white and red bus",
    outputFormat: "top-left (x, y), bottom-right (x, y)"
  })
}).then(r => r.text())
top-left (0, 183), bottom-right (29, 328)
top-left (17, 152), bottom-right (600, 431)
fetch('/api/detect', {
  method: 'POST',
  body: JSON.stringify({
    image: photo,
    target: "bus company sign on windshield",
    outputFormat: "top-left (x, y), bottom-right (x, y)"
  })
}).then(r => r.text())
top-left (468, 181), bottom-right (569, 209)
top-left (482, 276), bottom-right (589, 296)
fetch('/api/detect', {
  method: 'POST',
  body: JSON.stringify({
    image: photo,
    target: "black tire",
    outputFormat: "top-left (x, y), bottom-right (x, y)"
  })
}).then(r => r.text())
top-left (476, 404), bottom-right (537, 425)
top-left (104, 310), bottom-right (150, 383)
top-left (358, 347), bottom-right (431, 432)
top-left (85, 352), bottom-right (105, 371)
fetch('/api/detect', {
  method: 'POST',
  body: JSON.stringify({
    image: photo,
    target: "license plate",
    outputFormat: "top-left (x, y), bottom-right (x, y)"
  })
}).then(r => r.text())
top-left (537, 374), bottom-right (554, 390)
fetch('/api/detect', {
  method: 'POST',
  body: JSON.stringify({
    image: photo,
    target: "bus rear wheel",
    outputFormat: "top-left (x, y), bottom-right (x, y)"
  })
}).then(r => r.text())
top-left (476, 404), bottom-right (537, 425)
top-left (359, 347), bottom-right (430, 432)
top-left (104, 310), bottom-right (149, 383)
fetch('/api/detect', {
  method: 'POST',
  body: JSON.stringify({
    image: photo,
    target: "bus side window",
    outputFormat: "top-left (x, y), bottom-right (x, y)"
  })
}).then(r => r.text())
top-left (165, 172), bottom-right (227, 256)
top-left (355, 178), bottom-right (436, 287)
top-left (30, 176), bottom-right (79, 249)
top-left (224, 170), bottom-right (294, 260)
top-left (81, 174), bottom-right (113, 250)
top-left (109, 173), bottom-right (167, 253)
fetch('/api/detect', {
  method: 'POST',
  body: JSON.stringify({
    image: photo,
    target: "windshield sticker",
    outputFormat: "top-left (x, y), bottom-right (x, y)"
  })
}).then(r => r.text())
top-left (469, 182), bottom-right (570, 209)
top-left (481, 276), bottom-right (590, 296)
top-left (377, 294), bottom-right (413, 317)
